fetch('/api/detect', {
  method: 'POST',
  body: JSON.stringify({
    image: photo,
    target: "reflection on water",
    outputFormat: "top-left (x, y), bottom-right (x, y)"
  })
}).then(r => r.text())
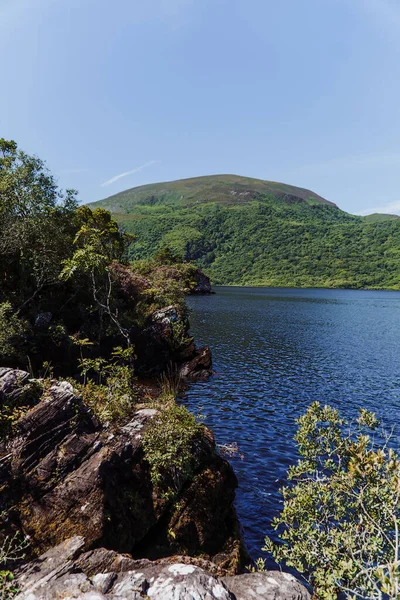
top-left (185, 287), bottom-right (400, 560)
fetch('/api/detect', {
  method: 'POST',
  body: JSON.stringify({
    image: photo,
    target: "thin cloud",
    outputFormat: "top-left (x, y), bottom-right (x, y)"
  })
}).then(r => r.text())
top-left (100, 161), bottom-right (157, 187)
top-left (357, 200), bottom-right (400, 216)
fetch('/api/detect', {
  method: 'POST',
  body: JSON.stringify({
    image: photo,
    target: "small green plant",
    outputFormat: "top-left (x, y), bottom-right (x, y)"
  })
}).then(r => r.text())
top-left (77, 346), bottom-right (136, 424)
top-left (0, 530), bottom-right (30, 600)
top-left (169, 320), bottom-right (192, 351)
top-left (246, 557), bottom-right (266, 573)
top-left (264, 402), bottom-right (400, 600)
top-left (158, 364), bottom-right (181, 404)
top-left (142, 404), bottom-right (203, 497)
top-left (0, 378), bottom-right (42, 442)
top-left (0, 303), bottom-right (29, 362)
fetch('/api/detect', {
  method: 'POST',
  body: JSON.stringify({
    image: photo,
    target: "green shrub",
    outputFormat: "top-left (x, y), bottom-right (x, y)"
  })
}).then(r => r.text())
top-left (157, 365), bottom-right (182, 404)
top-left (76, 346), bottom-right (136, 425)
top-left (0, 303), bottom-right (29, 362)
top-left (142, 404), bottom-right (203, 497)
top-left (0, 530), bottom-right (30, 599)
top-left (264, 402), bottom-right (400, 599)
top-left (0, 376), bottom-right (42, 442)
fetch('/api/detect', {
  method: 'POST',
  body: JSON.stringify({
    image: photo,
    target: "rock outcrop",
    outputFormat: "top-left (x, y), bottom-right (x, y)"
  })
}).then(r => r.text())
top-left (1, 372), bottom-right (241, 571)
top-left (179, 346), bottom-right (213, 381)
top-left (14, 536), bottom-right (311, 600)
top-left (223, 572), bottom-right (311, 599)
top-left (190, 268), bottom-right (213, 294)
top-left (0, 367), bottom-right (42, 406)
top-left (133, 305), bottom-right (213, 379)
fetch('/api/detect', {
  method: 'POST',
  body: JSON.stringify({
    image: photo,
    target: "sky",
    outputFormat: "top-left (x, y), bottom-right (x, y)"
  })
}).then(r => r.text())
top-left (1, 0), bottom-right (400, 214)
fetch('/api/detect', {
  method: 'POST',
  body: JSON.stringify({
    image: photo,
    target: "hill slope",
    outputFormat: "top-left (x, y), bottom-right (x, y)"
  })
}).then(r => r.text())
top-left (90, 175), bottom-right (400, 289)
top-left (90, 174), bottom-right (336, 212)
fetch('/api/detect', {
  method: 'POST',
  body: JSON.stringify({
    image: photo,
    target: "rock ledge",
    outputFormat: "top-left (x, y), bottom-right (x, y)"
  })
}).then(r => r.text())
top-left (15, 537), bottom-right (311, 600)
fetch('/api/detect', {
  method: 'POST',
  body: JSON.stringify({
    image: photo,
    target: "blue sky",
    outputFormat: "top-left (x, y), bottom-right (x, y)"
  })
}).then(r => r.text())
top-left (1, 0), bottom-right (400, 214)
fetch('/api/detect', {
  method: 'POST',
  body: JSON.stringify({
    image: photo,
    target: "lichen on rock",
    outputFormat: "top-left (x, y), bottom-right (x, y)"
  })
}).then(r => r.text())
top-left (14, 536), bottom-right (311, 600)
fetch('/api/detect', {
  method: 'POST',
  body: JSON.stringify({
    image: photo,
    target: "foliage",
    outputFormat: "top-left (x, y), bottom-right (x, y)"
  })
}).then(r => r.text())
top-left (59, 205), bottom-right (129, 279)
top-left (0, 304), bottom-right (29, 363)
top-left (0, 139), bottom-right (161, 376)
top-left (0, 138), bottom-right (78, 310)
top-left (157, 364), bottom-right (182, 404)
top-left (264, 402), bottom-right (400, 599)
top-left (0, 531), bottom-right (30, 600)
top-left (0, 375), bottom-right (42, 442)
top-left (131, 255), bottom-right (199, 320)
top-left (76, 346), bottom-right (136, 424)
top-left (60, 206), bottom-right (134, 348)
top-left (91, 175), bottom-right (400, 289)
top-left (142, 404), bottom-right (203, 497)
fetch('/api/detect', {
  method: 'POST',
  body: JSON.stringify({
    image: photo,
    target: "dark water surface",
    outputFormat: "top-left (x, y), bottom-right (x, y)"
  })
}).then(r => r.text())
top-left (185, 287), bottom-right (400, 560)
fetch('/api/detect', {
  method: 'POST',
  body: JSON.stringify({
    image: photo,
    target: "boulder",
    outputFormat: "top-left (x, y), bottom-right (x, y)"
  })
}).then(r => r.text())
top-left (15, 537), bottom-right (310, 600)
top-left (2, 374), bottom-right (241, 570)
top-left (133, 305), bottom-right (207, 375)
top-left (190, 268), bottom-right (213, 294)
top-left (0, 368), bottom-right (40, 405)
top-left (180, 346), bottom-right (213, 381)
top-left (152, 305), bottom-right (179, 325)
top-left (223, 572), bottom-right (311, 599)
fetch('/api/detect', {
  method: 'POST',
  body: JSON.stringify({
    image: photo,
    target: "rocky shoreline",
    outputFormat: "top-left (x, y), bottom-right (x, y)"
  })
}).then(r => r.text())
top-left (0, 369), bottom-right (242, 568)
top-left (0, 273), bottom-right (310, 600)
top-left (0, 366), bottom-right (311, 600)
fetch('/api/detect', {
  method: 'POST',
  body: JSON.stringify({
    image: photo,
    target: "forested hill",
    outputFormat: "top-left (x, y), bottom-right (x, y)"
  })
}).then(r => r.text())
top-left (89, 175), bottom-right (400, 289)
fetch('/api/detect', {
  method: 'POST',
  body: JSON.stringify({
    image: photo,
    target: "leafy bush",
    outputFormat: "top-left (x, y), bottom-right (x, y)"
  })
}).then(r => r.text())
top-left (0, 375), bottom-right (42, 442)
top-left (142, 404), bottom-right (203, 497)
top-left (264, 402), bottom-right (400, 599)
top-left (0, 531), bottom-right (30, 599)
top-left (0, 304), bottom-right (29, 363)
top-left (76, 347), bottom-right (136, 425)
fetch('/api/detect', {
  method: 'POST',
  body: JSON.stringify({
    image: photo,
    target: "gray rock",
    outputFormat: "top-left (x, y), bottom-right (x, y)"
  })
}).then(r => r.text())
top-left (15, 536), bottom-right (86, 599)
top-left (152, 305), bottom-right (178, 324)
top-left (145, 564), bottom-right (232, 599)
top-left (0, 368), bottom-right (31, 404)
top-left (92, 572), bottom-right (118, 593)
top-left (222, 571), bottom-right (311, 600)
top-left (15, 539), bottom-right (232, 599)
top-left (15, 537), bottom-right (309, 600)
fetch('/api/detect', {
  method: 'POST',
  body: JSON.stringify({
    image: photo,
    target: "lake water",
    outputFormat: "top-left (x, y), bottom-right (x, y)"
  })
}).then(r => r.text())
top-left (185, 287), bottom-right (400, 560)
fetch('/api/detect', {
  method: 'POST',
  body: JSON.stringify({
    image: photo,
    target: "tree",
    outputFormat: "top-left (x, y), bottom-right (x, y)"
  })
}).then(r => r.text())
top-left (0, 138), bottom-right (78, 310)
top-left (60, 206), bottom-right (133, 348)
top-left (264, 402), bottom-right (400, 600)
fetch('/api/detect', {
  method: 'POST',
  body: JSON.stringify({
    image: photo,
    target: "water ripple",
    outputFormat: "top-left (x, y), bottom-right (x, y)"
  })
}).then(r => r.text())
top-left (185, 287), bottom-right (400, 560)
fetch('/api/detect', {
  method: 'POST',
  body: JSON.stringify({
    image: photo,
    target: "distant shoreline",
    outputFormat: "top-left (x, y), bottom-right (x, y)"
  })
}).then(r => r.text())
top-left (209, 284), bottom-right (400, 292)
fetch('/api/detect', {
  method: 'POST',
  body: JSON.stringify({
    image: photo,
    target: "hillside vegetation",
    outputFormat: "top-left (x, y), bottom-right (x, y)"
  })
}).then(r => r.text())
top-left (90, 175), bottom-right (400, 289)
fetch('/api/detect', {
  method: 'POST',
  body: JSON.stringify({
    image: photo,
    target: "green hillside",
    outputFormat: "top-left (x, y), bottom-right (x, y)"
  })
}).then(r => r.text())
top-left (89, 175), bottom-right (400, 289)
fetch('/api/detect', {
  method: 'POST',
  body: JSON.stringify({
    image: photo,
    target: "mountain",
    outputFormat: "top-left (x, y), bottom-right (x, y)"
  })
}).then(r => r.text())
top-left (89, 174), bottom-right (400, 289)
top-left (361, 213), bottom-right (400, 223)
top-left (91, 174), bottom-right (336, 211)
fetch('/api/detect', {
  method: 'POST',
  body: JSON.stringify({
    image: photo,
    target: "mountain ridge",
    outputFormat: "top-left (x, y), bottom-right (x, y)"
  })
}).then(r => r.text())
top-left (89, 174), bottom-right (400, 289)
top-left (90, 174), bottom-right (337, 211)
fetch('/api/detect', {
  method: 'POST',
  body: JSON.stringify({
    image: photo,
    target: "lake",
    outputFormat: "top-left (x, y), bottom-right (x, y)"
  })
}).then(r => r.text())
top-left (185, 286), bottom-right (400, 561)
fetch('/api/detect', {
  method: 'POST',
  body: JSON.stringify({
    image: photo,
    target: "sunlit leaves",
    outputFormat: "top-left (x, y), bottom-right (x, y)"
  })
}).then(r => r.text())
top-left (264, 402), bottom-right (400, 599)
